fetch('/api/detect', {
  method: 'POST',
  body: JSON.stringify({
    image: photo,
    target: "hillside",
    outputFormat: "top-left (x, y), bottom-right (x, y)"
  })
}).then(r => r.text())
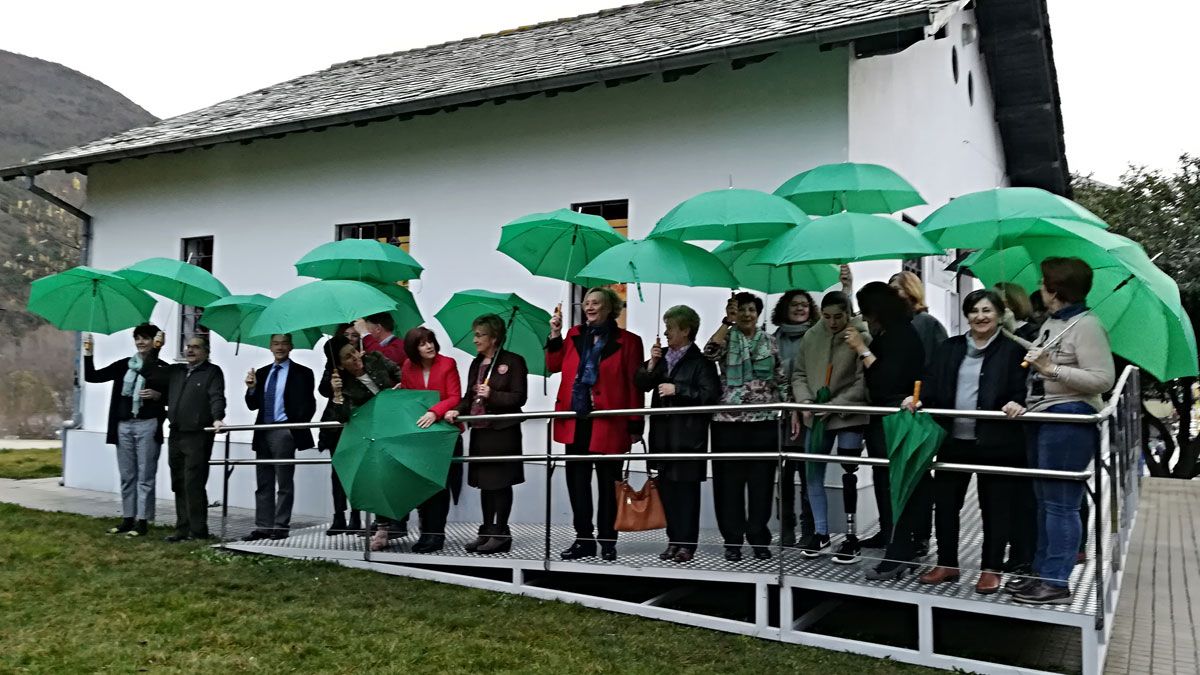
top-left (0, 49), bottom-right (158, 436)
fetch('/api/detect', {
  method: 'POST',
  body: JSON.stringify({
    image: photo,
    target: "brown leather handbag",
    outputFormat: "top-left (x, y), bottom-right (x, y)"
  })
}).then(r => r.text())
top-left (613, 456), bottom-right (667, 532)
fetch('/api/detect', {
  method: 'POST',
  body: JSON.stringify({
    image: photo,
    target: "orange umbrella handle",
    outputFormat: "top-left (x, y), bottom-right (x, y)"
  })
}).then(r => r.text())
top-left (824, 364), bottom-right (834, 387)
top-left (912, 380), bottom-right (922, 408)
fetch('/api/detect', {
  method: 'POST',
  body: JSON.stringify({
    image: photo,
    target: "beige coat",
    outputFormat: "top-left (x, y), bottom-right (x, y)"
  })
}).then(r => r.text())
top-left (791, 318), bottom-right (871, 430)
top-left (1026, 311), bottom-right (1115, 413)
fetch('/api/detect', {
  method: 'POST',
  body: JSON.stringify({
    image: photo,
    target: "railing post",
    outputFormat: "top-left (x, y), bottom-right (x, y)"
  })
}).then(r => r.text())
top-left (1093, 418), bottom-right (1107, 631)
top-left (777, 413), bottom-right (787, 582)
top-left (220, 431), bottom-right (231, 542)
top-left (544, 418), bottom-right (553, 567)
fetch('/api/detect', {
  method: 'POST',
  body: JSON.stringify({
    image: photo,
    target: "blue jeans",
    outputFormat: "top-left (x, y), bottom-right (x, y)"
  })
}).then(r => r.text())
top-left (1029, 402), bottom-right (1098, 589)
top-left (803, 428), bottom-right (864, 535)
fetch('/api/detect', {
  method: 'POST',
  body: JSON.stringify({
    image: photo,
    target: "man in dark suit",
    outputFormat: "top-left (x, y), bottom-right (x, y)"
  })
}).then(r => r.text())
top-left (160, 335), bottom-right (226, 542)
top-left (243, 333), bottom-right (316, 541)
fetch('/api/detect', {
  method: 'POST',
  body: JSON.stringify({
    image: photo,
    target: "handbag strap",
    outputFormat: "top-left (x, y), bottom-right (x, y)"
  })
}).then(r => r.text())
top-left (623, 436), bottom-right (651, 481)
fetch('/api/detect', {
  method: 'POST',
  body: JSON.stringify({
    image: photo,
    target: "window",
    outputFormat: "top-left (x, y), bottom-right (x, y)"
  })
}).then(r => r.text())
top-left (179, 236), bottom-right (214, 356)
top-left (569, 200), bottom-right (629, 329)
top-left (336, 219), bottom-right (412, 252)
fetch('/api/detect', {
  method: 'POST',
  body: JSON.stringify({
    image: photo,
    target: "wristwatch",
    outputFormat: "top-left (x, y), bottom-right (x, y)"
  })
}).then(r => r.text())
top-left (721, 317), bottom-right (734, 326)
top-left (858, 350), bottom-right (873, 360)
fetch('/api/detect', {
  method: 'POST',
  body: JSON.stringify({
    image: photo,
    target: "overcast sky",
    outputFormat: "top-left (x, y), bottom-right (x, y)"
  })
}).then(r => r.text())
top-left (3, 0), bottom-right (1196, 183)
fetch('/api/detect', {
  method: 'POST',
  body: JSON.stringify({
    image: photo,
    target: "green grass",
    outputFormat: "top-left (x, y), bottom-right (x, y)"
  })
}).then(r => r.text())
top-left (0, 448), bottom-right (62, 479)
top-left (0, 503), bottom-right (936, 674)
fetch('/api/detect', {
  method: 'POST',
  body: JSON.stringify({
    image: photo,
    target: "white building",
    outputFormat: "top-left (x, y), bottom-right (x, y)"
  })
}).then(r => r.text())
top-left (4, 0), bottom-right (1070, 523)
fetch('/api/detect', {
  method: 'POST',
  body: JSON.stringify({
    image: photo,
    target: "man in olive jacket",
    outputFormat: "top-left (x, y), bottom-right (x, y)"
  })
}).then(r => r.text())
top-left (161, 336), bottom-right (226, 541)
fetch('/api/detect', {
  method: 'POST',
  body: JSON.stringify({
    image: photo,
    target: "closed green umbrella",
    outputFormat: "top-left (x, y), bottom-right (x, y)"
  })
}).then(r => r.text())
top-left (918, 187), bottom-right (1107, 249)
top-left (332, 389), bottom-right (460, 522)
top-left (435, 290), bottom-right (552, 377)
top-left (200, 294), bottom-right (323, 351)
top-left (27, 266), bottom-right (156, 334)
top-left (115, 257), bottom-right (229, 307)
top-left (249, 280), bottom-right (397, 339)
top-left (774, 163), bottom-right (926, 215)
top-left (712, 239), bottom-right (839, 293)
top-left (806, 364), bottom-right (835, 458)
top-left (752, 212), bottom-right (943, 266)
top-left (296, 239), bottom-right (424, 284)
top-left (647, 189), bottom-right (810, 242)
top-left (575, 238), bottom-right (738, 300)
top-left (884, 410), bottom-right (945, 525)
top-left (497, 208), bottom-right (625, 287)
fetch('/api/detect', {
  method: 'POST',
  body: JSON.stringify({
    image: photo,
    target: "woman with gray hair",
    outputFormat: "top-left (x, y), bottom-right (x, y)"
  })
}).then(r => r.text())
top-left (636, 305), bottom-right (721, 563)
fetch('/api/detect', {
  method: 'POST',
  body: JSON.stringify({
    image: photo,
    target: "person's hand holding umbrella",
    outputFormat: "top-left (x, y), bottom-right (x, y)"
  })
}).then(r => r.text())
top-left (1024, 347), bottom-right (1055, 377)
top-left (416, 412), bottom-right (439, 429)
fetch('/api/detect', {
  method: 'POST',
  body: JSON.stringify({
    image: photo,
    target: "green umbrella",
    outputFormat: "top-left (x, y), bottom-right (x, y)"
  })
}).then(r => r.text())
top-left (249, 280), bottom-right (398, 339)
top-left (332, 389), bottom-right (460, 522)
top-left (115, 257), bottom-right (229, 307)
top-left (27, 266), bottom-right (156, 334)
top-left (712, 239), bottom-right (839, 293)
top-left (964, 237), bottom-right (1198, 381)
top-left (882, 384), bottom-right (946, 526)
top-left (435, 289), bottom-right (552, 377)
top-left (774, 163), bottom-right (926, 215)
top-left (918, 187), bottom-right (1107, 249)
top-left (647, 189), bottom-right (810, 242)
top-left (295, 239), bottom-right (424, 284)
top-left (319, 282), bottom-right (423, 337)
top-left (200, 294), bottom-right (323, 351)
top-left (751, 212), bottom-right (943, 266)
top-left (497, 208), bottom-right (626, 287)
top-left (806, 364), bottom-right (836, 458)
top-left (575, 238), bottom-right (738, 300)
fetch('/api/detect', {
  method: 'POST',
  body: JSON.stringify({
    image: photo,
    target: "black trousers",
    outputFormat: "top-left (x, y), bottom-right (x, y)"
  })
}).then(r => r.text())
top-left (779, 459), bottom-right (815, 538)
top-left (168, 431), bottom-right (214, 537)
top-left (565, 419), bottom-right (622, 543)
top-left (415, 436), bottom-right (463, 537)
top-left (659, 477), bottom-right (701, 551)
top-left (865, 418), bottom-right (893, 540)
top-left (711, 421), bottom-right (778, 548)
top-left (934, 438), bottom-right (1036, 570)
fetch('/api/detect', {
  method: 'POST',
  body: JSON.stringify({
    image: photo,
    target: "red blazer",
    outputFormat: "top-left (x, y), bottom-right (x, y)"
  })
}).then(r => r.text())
top-left (400, 354), bottom-right (462, 420)
top-left (546, 324), bottom-right (645, 454)
top-left (363, 333), bottom-right (407, 368)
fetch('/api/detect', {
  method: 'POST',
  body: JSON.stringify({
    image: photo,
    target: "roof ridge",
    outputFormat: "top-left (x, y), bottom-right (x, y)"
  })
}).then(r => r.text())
top-left (326, 0), bottom-right (675, 70)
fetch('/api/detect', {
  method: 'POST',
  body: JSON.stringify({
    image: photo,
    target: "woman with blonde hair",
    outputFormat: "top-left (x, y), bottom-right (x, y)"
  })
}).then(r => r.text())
top-left (889, 271), bottom-right (948, 369)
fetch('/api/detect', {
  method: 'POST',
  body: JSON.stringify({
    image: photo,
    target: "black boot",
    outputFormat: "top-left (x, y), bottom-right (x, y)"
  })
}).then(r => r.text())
top-left (465, 525), bottom-right (492, 553)
top-left (107, 518), bottom-right (135, 535)
top-left (348, 511), bottom-right (362, 532)
top-left (411, 533), bottom-right (445, 554)
top-left (477, 525), bottom-right (512, 554)
top-left (326, 512), bottom-right (347, 536)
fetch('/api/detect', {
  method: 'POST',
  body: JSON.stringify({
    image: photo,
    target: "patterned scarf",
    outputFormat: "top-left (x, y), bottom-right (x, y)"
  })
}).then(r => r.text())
top-left (122, 354), bottom-right (146, 416)
top-left (726, 328), bottom-right (774, 387)
top-left (571, 322), bottom-right (613, 413)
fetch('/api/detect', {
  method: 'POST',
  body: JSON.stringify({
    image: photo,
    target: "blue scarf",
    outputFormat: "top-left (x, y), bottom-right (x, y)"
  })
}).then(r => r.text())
top-left (571, 322), bottom-right (613, 414)
top-left (1052, 303), bottom-right (1088, 321)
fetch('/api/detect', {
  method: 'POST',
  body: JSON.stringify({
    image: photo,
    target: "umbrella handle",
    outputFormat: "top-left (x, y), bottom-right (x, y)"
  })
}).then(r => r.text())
top-left (912, 380), bottom-right (922, 408)
top-left (824, 363), bottom-right (834, 387)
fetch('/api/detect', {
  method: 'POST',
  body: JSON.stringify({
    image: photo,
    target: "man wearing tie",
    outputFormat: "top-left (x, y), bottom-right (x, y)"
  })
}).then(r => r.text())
top-left (243, 334), bottom-right (316, 541)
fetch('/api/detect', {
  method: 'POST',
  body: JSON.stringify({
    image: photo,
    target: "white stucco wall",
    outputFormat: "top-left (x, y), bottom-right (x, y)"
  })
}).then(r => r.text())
top-left (70, 43), bottom-right (854, 523)
top-left (848, 10), bottom-right (1005, 333)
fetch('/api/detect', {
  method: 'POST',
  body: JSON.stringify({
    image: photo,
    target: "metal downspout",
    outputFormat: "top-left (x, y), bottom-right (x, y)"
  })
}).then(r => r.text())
top-left (19, 175), bottom-right (92, 486)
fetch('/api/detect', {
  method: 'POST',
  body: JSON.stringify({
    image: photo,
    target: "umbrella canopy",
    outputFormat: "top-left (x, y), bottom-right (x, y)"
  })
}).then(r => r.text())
top-left (497, 208), bottom-right (625, 287)
top-left (115, 257), bottom-right (229, 306)
top-left (882, 409), bottom-right (946, 525)
top-left (752, 212), bottom-right (943, 266)
top-left (319, 282), bottom-right (424, 337)
top-left (200, 294), bottom-right (323, 350)
top-left (964, 237), bottom-right (1198, 381)
top-left (435, 290), bottom-right (552, 377)
top-left (647, 189), bottom-right (810, 242)
top-left (295, 239), bottom-right (424, 284)
top-left (918, 187), bottom-right (1108, 249)
top-left (773, 162), bottom-right (926, 215)
top-left (27, 266), bottom-right (156, 334)
top-left (332, 389), bottom-right (460, 522)
top-left (712, 239), bottom-right (839, 293)
top-left (249, 280), bottom-right (398, 339)
top-left (575, 238), bottom-right (738, 293)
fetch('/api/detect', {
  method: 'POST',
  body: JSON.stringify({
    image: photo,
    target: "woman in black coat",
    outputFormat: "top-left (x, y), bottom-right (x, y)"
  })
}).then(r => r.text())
top-left (912, 289), bottom-right (1033, 594)
top-left (317, 323), bottom-right (362, 535)
top-left (445, 314), bottom-right (529, 555)
top-left (635, 305), bottom-right (721, 563)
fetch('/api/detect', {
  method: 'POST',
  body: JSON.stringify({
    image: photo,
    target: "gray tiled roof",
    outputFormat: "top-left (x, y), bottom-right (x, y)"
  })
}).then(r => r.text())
top-left (2, 0), bottom-right (955, 177)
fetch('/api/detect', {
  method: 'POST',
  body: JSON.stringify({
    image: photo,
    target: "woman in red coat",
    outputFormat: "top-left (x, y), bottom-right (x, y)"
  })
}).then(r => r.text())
top-left (546, 287), bottom-right (644, 561)
top-left (390, 326), bottom-right (462, 554)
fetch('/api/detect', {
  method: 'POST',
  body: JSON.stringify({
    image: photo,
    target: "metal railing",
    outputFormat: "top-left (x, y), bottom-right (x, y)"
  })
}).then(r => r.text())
top-left (208, 365), bottom-right (1142, 632)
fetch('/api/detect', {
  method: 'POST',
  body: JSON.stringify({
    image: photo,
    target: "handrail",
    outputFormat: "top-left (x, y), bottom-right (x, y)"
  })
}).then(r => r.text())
top-left (1097, 365), bottom-right (1138, 420)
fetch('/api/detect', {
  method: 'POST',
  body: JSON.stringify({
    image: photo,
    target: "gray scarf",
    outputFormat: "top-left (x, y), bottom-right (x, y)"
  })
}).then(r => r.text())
top-left (122, 354), bottom-right (146, 415)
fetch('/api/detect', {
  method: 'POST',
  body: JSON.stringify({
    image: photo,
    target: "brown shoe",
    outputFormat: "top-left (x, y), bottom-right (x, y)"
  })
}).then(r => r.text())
top-left (918, 566), bottom-right (960, 585)
top-left (975, 571), bottom-right (1002, 595)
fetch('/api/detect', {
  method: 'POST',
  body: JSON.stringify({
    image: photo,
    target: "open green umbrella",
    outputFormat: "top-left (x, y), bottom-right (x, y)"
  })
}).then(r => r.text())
top-left (575, 238), bottom-right (738, 300)
top-left (497, 208), bottom-right (625, 287)
top-left (918, 187), bottom-right (1107, 249)
top-left (751, 212), bottom-right (942, 266)
top-left (774, 163), bottom-right (926, 215)
top-left (295, 239), bottom-right (424, 284)
top-left (435, 290), bottom-right (552, 377)
top-left (27, 266), bottom-right (157, 334)
top-left (319, 282), bottom-right (423, 337)
top-left (115, 257), bottom-right (229, 307)
top-left (647, 189), bottom-right (810, 242)
top-left (200, 294), bottom-right (323, 351)
top-left (964, 236), bottom-right (1198, 381)
top-left (249, 280), bottom-right (398, 339)
top-left (712, 239), bottom-right (839, 293)
top-left (332, 389), bottom-right (460, 522)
